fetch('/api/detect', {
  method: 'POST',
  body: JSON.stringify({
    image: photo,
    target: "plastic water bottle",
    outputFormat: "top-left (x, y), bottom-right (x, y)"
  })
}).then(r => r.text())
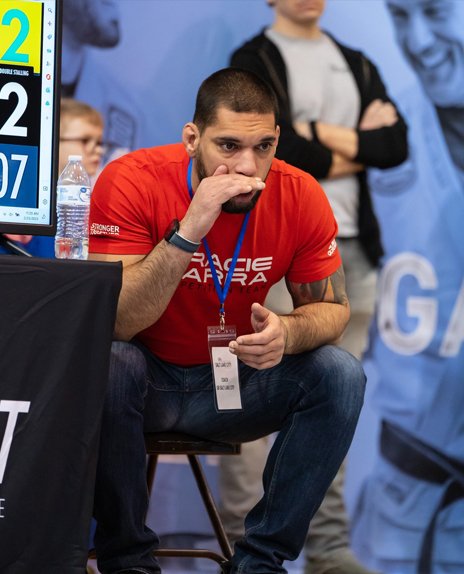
top-left (55, 155), bottom-right (91, 260)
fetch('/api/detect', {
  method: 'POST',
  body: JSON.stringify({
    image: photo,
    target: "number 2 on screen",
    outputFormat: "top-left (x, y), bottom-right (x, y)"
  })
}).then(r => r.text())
top-left (0, 82), bottom-right (28, 137)
top-left (0, 81), bottom-right (29, 201)
top-left (0, 7), bottom-right (30, 138)
top-left (1, 9), bottom-right (30, 64)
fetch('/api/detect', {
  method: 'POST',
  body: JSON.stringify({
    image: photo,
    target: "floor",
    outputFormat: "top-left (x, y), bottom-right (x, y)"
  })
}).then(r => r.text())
top-left (87, 534), bottom-right (306, 573)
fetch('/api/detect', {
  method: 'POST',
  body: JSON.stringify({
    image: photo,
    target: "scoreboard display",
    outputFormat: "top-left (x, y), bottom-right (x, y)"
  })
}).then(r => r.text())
top-left (0, 0), bottom-right (61, 235)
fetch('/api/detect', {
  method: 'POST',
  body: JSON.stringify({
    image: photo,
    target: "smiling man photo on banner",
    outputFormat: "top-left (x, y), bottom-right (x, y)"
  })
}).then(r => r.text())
top-left (350, 1), bottom-right (464, 573)
top-left (87, 67), bottom-right (366, 574)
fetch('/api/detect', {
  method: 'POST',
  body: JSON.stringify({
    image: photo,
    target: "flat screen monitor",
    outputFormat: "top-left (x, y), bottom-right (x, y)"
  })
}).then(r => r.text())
top-left (0, 0), bottom-right (62, 236)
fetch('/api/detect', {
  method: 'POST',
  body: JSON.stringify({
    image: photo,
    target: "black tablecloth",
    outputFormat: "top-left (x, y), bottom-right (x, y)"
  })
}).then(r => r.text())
top-left (0, 256), bottom-right (121, 573)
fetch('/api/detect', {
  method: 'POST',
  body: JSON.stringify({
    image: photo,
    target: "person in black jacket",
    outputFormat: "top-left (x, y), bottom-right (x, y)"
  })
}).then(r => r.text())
top-left (218, 1), bottom-right (408, 573)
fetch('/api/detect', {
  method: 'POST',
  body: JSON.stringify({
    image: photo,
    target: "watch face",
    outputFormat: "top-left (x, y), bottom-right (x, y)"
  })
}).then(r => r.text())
top-left (164, 218), bottom-right (179, 241)
top-left (163, 217), bottom-right (200, 253)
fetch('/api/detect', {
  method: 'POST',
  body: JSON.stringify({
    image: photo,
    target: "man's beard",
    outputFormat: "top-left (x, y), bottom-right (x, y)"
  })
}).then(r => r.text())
top-left (195, 152), bottom-right (264, 214)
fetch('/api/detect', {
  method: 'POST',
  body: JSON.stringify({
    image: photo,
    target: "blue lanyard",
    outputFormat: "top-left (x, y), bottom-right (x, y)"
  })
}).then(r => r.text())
top-left (187, 160), bottom-right (250, 328)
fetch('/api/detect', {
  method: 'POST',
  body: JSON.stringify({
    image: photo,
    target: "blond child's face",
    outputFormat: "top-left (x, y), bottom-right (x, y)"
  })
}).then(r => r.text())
top-left (59, 117), bottom-right (105, 177)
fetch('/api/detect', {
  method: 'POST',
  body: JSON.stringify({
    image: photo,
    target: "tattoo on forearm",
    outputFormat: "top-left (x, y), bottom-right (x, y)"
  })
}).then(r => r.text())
top-left (299, 278), bottom-right (328, 301)
top-left (329, 267), bottom-right (349, 306)
top-left (293, 266), bottom-right (348, 306)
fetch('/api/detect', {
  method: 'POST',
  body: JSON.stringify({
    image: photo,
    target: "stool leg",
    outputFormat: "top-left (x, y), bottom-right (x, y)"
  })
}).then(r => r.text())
top-left (146, 454), bottom-right (159, 493)
top-left (188, 454), bottom-right (233, 561)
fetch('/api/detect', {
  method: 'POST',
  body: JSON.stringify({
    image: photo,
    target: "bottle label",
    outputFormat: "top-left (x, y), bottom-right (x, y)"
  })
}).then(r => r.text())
top-left (57, 185), bottom-right (91, 204)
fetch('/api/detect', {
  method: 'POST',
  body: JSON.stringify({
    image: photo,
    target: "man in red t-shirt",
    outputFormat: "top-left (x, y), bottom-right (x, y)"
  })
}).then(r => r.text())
top-left (89, 67), bottom-right (365, 574)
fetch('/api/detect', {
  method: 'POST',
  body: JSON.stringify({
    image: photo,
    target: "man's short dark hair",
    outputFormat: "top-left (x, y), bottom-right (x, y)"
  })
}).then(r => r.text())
top-left (193, 67), bottom-right (279, 131)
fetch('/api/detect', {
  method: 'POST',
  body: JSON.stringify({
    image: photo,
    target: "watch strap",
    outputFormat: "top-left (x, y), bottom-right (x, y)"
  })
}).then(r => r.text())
top-left (167, 230), bottom-right (201, 253)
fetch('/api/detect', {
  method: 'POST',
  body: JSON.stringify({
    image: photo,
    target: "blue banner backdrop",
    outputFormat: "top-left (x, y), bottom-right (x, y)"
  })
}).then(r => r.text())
top-left (322, 3), bottom-right (464, 574)
top-left (62, 1), bottom-right (464, 572)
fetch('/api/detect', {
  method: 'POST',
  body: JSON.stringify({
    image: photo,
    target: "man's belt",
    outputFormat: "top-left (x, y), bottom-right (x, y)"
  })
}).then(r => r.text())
top-left (380, 421), bottom-right (464, 574)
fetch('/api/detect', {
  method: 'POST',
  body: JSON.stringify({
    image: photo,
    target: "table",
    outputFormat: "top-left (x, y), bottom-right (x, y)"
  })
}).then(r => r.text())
top-left (0, 256), bottom-right (121, 573)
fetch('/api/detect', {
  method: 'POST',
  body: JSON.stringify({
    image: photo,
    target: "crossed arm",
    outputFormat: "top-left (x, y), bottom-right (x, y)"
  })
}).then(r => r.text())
top-left (294, 98), bottom-right (400, 178)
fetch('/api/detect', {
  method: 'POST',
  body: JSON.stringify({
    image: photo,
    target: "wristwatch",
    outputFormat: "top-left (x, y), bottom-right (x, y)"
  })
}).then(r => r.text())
top-left (164, 218), bottom-right (201, 253)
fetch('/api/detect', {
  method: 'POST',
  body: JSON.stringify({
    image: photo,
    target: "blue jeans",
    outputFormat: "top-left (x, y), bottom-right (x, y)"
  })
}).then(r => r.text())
top-left (94, 341), bottom-right (366, 574)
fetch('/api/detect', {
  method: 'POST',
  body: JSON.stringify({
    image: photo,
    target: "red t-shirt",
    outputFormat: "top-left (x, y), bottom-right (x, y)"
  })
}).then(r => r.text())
top-left (89, 143), bottom-right (341, 365)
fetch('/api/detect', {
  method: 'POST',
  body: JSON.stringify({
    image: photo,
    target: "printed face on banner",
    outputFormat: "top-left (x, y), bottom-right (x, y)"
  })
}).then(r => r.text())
top-left (63, 0), bottom-right (120, 47)
top-left (386, 0), bottom-right (464, 106)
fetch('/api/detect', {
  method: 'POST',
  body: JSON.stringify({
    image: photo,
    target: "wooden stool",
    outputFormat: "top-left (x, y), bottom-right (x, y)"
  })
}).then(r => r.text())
top-left (145, 431), bottom-right (241, 573)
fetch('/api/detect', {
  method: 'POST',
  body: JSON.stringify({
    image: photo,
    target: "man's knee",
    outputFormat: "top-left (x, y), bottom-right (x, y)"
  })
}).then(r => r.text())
top-left (106, 341), bottom-right (148, 411)
top-left (110, 341), bottom-right (146, 376)
top-left (316, 345), bottom-right (366, 422)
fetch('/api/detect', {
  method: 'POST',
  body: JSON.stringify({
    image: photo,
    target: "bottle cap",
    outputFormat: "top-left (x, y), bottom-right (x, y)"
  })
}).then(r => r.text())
top-left (68, 154), bottom-right (82, 161)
